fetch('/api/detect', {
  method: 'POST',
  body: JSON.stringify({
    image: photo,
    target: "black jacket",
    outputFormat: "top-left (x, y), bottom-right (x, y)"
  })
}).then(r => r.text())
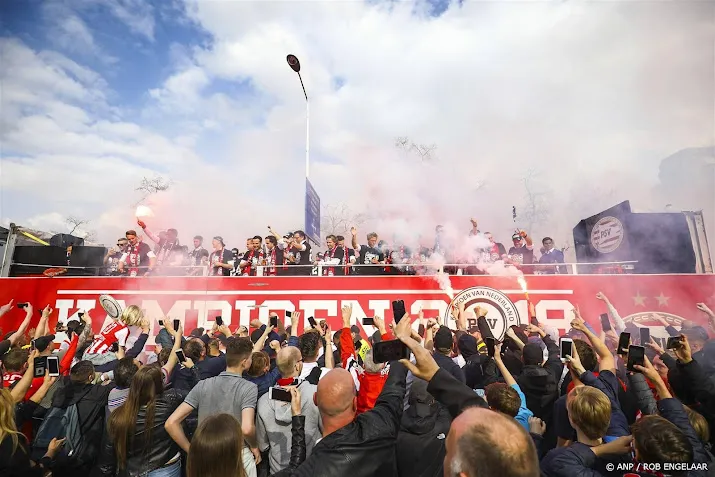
top-left (92, 389), bottom-right (185, 477)
top-left (516, 365), bottom-right (558, 421)
top-left (283, 361), bottom-right (409, 477)
top-left (396, 399), bottom-right (452, 477)
top-left (48, 379), bottom-right (114, 477)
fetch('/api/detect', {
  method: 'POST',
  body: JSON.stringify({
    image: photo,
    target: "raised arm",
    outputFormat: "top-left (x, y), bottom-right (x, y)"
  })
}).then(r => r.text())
top-left (162, 321), bottom-right (184, 379)
top-left (35, 306), bottom-right (52, 339)
top-left (493, 342), bottom-right (516, 386)
top-left (8, 303), bottom-right (34, 346)
top-left (571, 309), bottom-right (615, 372)
top-left (350, 227), bottom-right (359, 250)
top-left (595, 292), bottom-right (626, 334)
top-left (696, 302), bottom-right (715, 333)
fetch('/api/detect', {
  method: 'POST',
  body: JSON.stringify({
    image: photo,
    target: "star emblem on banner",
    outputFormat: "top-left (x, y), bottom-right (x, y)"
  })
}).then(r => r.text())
top-left (655, 292), bottom-right (671, 307)
top-left (633, 292), bottom-right (646, 307)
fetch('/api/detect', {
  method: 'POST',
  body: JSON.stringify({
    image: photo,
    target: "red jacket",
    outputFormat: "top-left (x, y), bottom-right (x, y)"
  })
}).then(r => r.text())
top-left (340, 326), bottom-right (390, 414)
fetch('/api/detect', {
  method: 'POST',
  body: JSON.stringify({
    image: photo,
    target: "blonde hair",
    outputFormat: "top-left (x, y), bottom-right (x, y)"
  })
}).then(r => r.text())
top-left (567, 386), bottom-right (611, 440)
top-left (0, 389), bottom-right (25, 456)
top-left (120, 305), bottom-right (144, 327)
top-left (684, 405), bottom-right (710, 443)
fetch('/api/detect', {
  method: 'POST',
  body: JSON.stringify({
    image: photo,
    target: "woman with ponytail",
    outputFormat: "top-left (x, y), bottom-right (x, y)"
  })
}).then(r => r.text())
top-left (95, 366), bottom-right (184, 477)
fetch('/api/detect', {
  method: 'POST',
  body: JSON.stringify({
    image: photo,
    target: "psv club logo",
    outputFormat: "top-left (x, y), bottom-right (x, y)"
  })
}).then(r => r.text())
top-left (444, 287), bottom-right (518, 341)
top-left (591, 216), bottom-right (624, 254)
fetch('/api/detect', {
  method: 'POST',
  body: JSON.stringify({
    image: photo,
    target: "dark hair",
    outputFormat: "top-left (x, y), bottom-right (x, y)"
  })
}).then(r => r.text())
top-left (2, 348), bottom-right (28, 372)
top-left (225, 337), bottom-right (253, 368)
top-left (299, 332), bottom-right (321, 361)
top-left (485, 383), bottom-right (520, 417)
top-left (108, 366), bottom-right (163, 470)
top-left (574, 339), bottom-right (598, 372)
top-left (456, 415), bottom-right (540, 477)
top-left (252, 235), bottom-right (262, 241)
top-left (632, 416), bottom-right (693, 474)
top-left (125, 230), bottom-right (137, 237)
top-left (246, 352), bottom-right (269, 377)
top-left (183, 339), bottom-right (205, 362)
top-left (70, 360), bottom-right (95, 382)
top-left (265, 236), bottom-right (277, 246)
top-left (336, 235), bottom-right (345, 241)
top-left (114, 357), bottom-right (139, 388)
top-left (187, 414), bottom-right (247, 477)
top-left (118, 237), bottom-right (128, 243)
top-left (158, 347), bottom-right (172, 366)
top-left (294, 230), bottom-right (306, 239)
top-left (542, 237), bottom-right (553, 243)
top-left (193, 235), bottom-right (203, 241)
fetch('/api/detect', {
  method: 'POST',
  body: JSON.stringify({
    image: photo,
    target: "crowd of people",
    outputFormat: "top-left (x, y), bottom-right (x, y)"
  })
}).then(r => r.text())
top-left (103, 219), bottom-right (568, 277)
top-left (1, 291), bottom-right (714, 477)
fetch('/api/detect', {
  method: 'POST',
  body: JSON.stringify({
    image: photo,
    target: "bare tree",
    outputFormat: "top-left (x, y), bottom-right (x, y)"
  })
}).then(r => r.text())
top-left (60, 216), bottom-right (97, 242)
top-left (395, 136), bottom-right (437, 162)
top-left (321, 203), bottom-right (368, 238)
top-left (134, 176), bottom-right (171, 206)
top-left (519, 168), bottom-right (552, 234)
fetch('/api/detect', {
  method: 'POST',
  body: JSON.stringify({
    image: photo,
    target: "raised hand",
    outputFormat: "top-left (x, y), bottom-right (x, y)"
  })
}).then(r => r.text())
top-left (0, 299), bottom-right (14, 316)
top-left (341, 304), bottom-right (353, 328)
top-left (528, 416), bottom-right (546, 436)
top-left (696, 302), bottom-right (714, 316)
top-left (673, 334), bottom-right (692, 364)
top-left (595, 292), bottom-right (607, 301)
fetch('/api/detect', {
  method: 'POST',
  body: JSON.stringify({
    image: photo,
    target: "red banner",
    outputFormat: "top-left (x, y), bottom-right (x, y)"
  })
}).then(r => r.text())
top-left (1, 275), bottom-right (714, 344)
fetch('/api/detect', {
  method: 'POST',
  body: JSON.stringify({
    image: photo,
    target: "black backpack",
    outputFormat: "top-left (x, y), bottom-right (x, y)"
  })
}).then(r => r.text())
top-left (304, 366), bottom-right (322, 385)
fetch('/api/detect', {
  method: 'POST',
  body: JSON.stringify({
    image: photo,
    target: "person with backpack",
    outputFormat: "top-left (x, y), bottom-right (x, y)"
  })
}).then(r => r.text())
top-left (33, 360), bottom-right (114, 477)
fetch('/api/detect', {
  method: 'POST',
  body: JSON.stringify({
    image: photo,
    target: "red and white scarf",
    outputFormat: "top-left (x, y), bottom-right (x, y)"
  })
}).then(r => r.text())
top-left (209, 249), bottom-right (225, 276)
top-left (243, 249), bottom-right (264, 276)
top-left (265, 247), bottom-right (278, 276)
top-left (126, 243), bottom-right (143, 277)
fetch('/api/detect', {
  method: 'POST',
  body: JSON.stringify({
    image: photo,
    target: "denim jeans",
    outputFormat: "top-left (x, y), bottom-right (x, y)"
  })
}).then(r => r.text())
top-left (148, 459), bottom-right (181, 477)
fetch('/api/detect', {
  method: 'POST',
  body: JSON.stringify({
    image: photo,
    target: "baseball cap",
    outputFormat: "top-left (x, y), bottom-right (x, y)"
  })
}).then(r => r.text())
top-left (512, 233), bottom-right (522, 241)
top-left (522, 343), bottom-right (544, 365)
top-left (190, 327), bottom-right (205, 338)
top-left (34, 335), bottom-right (56, 352)
top-left (350, 325), bottom-right (361, 336)
top-left (434, 326), bottom-right (454, 351)
top-left (457, 334), bottom-right (478, 359)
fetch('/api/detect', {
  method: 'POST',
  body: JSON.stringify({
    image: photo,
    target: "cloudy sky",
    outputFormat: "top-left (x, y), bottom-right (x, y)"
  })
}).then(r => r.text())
top-left (1, 0), bottom-right (713, 254)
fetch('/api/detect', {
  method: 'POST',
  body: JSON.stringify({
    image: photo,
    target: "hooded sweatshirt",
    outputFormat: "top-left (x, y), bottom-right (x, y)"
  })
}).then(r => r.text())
top-left (256, 380), bottom-right (322, 473)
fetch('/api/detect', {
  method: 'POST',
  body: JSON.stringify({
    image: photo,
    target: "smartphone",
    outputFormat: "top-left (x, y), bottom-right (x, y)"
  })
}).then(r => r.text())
top-left (560, 338), bottom-right (573, 362)
top-left (30, 339), bottom-right (37, 351)
top-left (269, 387), bottom-right (292, 403)
top-left (485, 337), bottom-right (496, 358)
top-left (270, 316), bottom-right (278, 328)
top-left (391, 300), bottom-right (406, 323)
top-left (530, 316), bottom-right (539, 326)
top-left (599, 313), bottom-right (611, 332)
top-left (666, 336), bottom-right (682, 350)
top-left (627, 345), bottom-right (645, 372)
top-left (33, 357), bottom-right (47, 378)
top-left (308, 316), bottom-right (317, 328)
top-left (175, 350), bottom-right (186, 363)
top-left (617, 332), bottom-right (631, 355)
top-left (363, 317), bottom-right (375, 326)
top-left (639, 327), bottom-right (650, 345)
top-left (17, 303), bottom-right (29, 309)
top-left (173, 319), bottom-right (180, 331)
top-left (286, 311), bottom-right (293, 318)
top-left (46, 356), bottom-right (60, 377)
top-left (373, 339), bottom-right (411, 363)
top-left (158, 320), bottom-right (164, 327)
top-left (78, 311), bottom-right (85, 319)
top-left (216, 316), bottom-right (223, 327)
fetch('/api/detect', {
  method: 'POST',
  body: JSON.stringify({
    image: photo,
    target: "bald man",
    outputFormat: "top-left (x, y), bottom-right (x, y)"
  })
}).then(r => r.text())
top-left (256, 346), bottom-right (322, 473)
top-left (445, 407), bottom-right (539, 477)
top-left (287, 361), bottom-right (409, 477)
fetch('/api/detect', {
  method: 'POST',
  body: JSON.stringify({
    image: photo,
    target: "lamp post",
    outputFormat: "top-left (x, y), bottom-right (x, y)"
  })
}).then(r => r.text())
top-left (286, 54), bottom-right (309, 179)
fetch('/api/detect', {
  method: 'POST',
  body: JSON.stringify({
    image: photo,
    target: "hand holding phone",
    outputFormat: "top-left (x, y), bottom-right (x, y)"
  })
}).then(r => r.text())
top-left (269, 387), bottom-right (292, 403)
top-left (373, 339), bottom-right (410, 363)
top-left (627, 345), bottom-right (645, 372)
top-left (175, 350), bottom-right (186, 363)
top-left (308, 316), bottom-right (317, 329)
top-left (560, 338), bottom-right (573, 363)
top-left (216, 316), bottom-right (223, 327)
top-left (173, 319), bottom-right (180, 331)
top-left (362, 317), bottom-right (375, 326)
top-left (391, 300), bottom-right (406, 324)
top-left (46, 356), bottom-right (60, 377)
top-left (17, 303), bottom-right (29, 309)
top-left (639, 327), bottom-right (650, 346)
top-left (617, 332), bottom-right (630, 355)
top-left (599, 313), bottom-right (611, 332)
top-left (666, 336), bottom-right (682, 350)
top-left (270, 315), bottom-right (278, 328)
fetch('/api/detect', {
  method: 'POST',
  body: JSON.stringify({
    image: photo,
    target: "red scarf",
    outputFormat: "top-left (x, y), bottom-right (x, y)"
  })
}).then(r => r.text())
top-left (243, 249), bottom-right (264, 276)
top-left (343, 246), bottom-right (351, 275)
top-left (277, 377), bottom-right (296, 386)
top-left (127, 243), bottom-right (142, 276)
top-left (209, 249), bottom-right (224, 276)
top-left (326, 246), bottom-right (338, 276)
top-left (265, 247), bottom-right (277, 276)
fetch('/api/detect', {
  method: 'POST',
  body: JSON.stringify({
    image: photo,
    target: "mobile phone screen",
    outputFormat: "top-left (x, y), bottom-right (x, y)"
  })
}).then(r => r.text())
top-left (215, 316), bottom-right (223, 327)
top-left (269, 387), bottom-right (292, 403)
top-left (363, 317), bottom-right (375, 326)
top-left (308, 316), bottom-right (317, 328)
top-left (666, 336), bottom-right (681, 350)
top-left (34, 357), bottom-right (47, 378)
top-left (158, 320), bottom-right (164, 327)
top-left (173, 319), bottom-right (180, 331)
top-left (46, 357), bottom-right (60, 376)
top-left (599, 313), bottom-right (611, 332)
top-left (31, 339), bottom-right (37, 351)
top-left (617, 332), bottom-right (631, 355)
top-left (391, 300), bottom-right (406, 323)
top-left (639, 327), bottom-right (650, 345)
top-left (560, 338), bottom-right (573, 361)
top-left (17, 303), bottom-right (28, 309)
top-left (286, 311), bottom-right (293, 318)
top-left (270, 316), bottom-right (278, 327)
top-left (175, 350), bottom-right (186, 363)
top-left (627, 345), bottom-right (645, 372)
top-left (373, 339), bottom-right (410, 363)
top-left (78, 311), bottom-right (85, 319)
top-left (485, 337), bottom-right (496, 357)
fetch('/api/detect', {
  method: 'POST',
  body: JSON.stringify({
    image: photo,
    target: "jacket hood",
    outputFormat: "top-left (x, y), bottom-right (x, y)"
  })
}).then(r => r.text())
top-left (401, 404), bottom-right (439, 434)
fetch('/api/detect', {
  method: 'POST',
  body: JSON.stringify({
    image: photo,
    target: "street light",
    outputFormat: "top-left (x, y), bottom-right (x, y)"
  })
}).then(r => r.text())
top-left (286, 54), bottom-right (309, 179)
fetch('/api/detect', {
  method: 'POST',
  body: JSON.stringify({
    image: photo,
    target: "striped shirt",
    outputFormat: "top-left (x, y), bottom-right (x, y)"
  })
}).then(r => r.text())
top-left (87, 320), bottom-right (129, 354)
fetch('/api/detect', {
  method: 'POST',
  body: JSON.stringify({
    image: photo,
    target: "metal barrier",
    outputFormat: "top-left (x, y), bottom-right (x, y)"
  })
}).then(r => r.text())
top-left (6, 260), bottom-right (641, 277)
